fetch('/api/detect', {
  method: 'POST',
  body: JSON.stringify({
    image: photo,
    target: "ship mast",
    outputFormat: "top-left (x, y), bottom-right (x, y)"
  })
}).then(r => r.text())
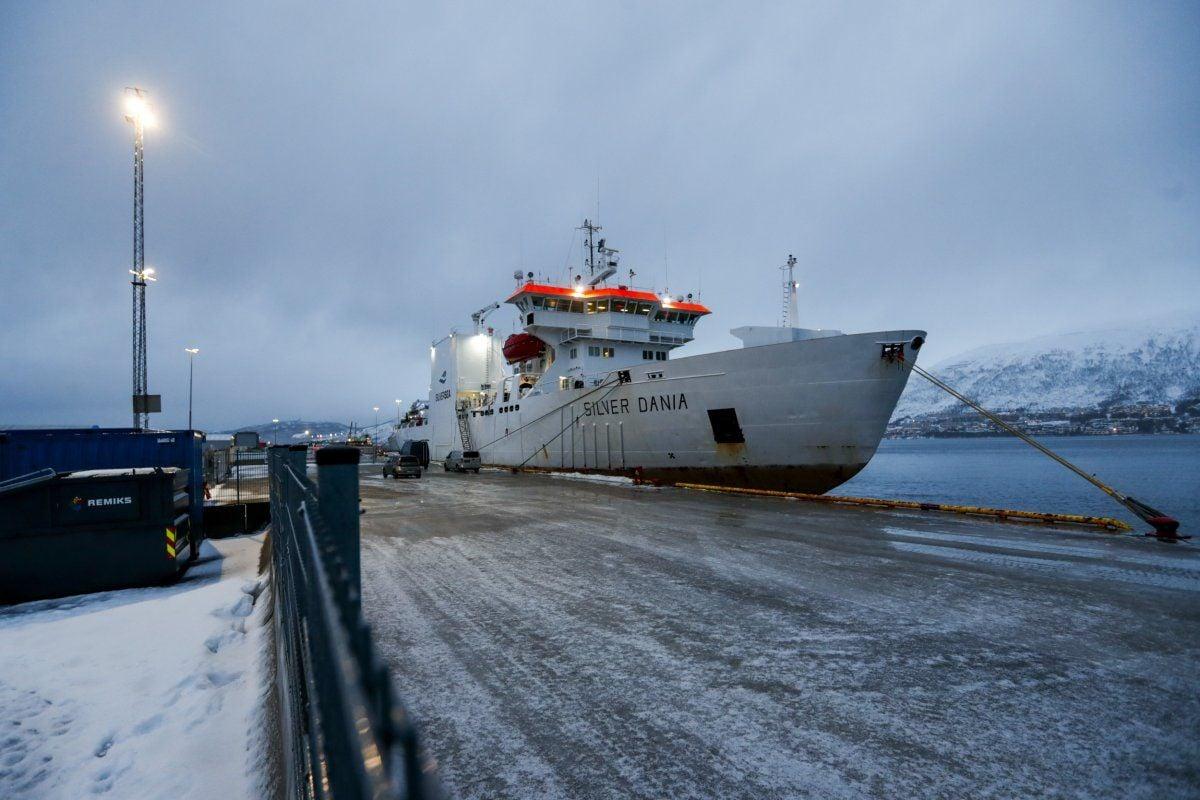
top-left (578, 219), bottom-right (602, 276)
top-left (780, 254), bottom-right (798, 328)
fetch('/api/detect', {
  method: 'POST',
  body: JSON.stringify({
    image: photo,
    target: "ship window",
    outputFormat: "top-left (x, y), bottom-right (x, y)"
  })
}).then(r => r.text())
top-left (624, 301), bottom-right (637, 314)
top-left (595, 299), bottom-right (609, 313)
top-left (527, 313), bottom-right (534, 325)
top-left (546, 298), bottom-right (561, 310)
top-left (585, 300), bottom-right (596, 313)
top-left (569, 300), bottom-right (584, 313)
top-left (655, 351), bottom-right (667, 361)
top-left (559, 377), bottom-right (570, 390)
top-left (569, 347), bottom-right (578, 359)
top-left (515, 404), bottom-right (519, 410)
top-left (707, 408), bottom-right (745, 444)
top-left (636, 302), bottom-right (652, 315)
top-left (588, 345), bottom-right (600, 357)
top-left (532, 297), bottom-right (544, 309)
top-left (654, 310), bottom-right (666, 321)
top-left (642, 350), bottom-right (653, 360)
top-left (601, 347), bottom-right (614, 358)
top-left (611, 299), bottom-right (626, 313)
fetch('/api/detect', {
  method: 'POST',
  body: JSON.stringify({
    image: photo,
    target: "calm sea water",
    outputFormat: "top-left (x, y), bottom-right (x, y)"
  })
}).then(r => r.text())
top-left (840, 434), bottom-right (1200, 535)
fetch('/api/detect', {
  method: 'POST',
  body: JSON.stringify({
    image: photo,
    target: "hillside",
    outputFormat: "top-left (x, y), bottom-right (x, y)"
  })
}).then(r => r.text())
top-left (894, 312), bottom-right (1200, 421)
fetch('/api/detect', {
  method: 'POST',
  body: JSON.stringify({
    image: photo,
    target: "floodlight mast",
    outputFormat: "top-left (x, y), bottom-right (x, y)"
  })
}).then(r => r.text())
top-left (125, 86), bottom-right (152, 429)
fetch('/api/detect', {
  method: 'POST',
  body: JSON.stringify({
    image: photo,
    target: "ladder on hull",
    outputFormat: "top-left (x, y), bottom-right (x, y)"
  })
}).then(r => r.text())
top-left (455, 403), bottom-right (474, 451)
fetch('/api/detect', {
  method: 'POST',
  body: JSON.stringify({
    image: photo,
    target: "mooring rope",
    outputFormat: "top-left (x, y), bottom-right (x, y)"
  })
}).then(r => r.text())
top-left (909, 362), bottom-right (1183, 539)
top-left (472, 374), bottom-right (621, 453)
top-left (515, 379), bottom-right (625, 468)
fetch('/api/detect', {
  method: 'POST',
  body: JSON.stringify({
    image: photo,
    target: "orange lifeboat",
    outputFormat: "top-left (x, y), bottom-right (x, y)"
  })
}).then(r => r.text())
top-left (502, 332), bottom-right (545, 364)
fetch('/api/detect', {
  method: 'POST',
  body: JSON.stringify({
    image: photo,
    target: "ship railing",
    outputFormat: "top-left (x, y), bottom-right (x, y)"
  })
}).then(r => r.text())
top-left (558, 327), bottom-right (593, 343)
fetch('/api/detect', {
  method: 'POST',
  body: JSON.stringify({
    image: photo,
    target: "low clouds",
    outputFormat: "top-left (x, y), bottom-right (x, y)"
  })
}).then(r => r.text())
top-left (1, 1), bottom-right (1197, 429)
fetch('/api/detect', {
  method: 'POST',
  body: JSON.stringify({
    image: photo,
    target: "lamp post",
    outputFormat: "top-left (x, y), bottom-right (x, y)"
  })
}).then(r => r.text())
top-left (373, 406), bottom-right (380, 431)
top-left (184, 348), bottom-right (199, 429)
top-left (395, 398), bottom-right (402, 427)
top-left (272, 419), bottom-right (280, 445)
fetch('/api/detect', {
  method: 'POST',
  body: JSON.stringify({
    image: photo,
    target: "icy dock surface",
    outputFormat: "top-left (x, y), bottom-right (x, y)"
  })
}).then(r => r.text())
top-left (359, 469), bottom-right (1200, 800)
top-left (0, 535), bottom-right (268, 800)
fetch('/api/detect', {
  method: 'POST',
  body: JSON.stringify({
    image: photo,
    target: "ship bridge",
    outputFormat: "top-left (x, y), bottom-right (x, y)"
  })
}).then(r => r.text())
top-left (507, 282), bottom-right (709, 354)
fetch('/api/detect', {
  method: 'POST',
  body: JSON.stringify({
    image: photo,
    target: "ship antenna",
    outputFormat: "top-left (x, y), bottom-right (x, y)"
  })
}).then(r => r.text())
top-left (781, 254), bottom-right (798, 328)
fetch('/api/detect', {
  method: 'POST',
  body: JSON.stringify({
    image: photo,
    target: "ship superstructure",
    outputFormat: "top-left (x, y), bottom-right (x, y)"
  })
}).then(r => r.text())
top-left (402, 222), bottom-right (925, 493)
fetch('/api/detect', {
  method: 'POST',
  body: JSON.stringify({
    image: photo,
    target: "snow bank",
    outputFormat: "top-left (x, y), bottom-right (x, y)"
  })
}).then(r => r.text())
top-left (0, 535), bottom-right (271, 800)
top-left (547, 471), bottom-right (636, 486)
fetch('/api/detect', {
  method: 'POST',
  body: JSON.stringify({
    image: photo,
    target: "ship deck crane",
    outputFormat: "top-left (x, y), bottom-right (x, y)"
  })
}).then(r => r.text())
top-left (471, 302), bottom-right (501, 333)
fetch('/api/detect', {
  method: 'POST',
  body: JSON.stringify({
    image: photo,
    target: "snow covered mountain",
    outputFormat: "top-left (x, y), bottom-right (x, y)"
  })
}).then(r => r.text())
top-left (894, 312), bottom-right (1200, 419)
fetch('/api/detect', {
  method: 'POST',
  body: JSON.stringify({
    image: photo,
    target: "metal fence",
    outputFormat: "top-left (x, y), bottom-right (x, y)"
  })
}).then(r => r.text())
top-left (233, 444), bottom-right (269, 503)
top-left (268, 445), bottom-right (439, 800)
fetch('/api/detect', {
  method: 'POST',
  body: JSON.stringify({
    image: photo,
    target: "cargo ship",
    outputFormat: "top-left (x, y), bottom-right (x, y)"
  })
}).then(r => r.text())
top-left (397, 221), bottom-right (925, 493)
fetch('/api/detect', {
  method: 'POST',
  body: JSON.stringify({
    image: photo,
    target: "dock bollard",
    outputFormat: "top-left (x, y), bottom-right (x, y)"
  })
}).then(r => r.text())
top-left (315, 446), bottom-right (362, 611)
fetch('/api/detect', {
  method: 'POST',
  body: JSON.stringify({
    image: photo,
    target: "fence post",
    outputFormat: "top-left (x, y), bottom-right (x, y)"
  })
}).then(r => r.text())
top-left (286, 444), bottom-right (308, 478)
top-left (315, 446), bottom-right (362, 611)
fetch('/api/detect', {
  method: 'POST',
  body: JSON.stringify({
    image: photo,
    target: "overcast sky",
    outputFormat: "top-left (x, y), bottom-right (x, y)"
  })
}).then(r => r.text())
top-left (1, 1), bottom-right (1197, 431)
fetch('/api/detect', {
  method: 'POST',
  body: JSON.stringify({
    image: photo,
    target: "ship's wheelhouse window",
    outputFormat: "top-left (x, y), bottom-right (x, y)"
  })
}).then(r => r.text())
top-left (585, 300), bottom-right (596, 313)
top-left (545, 297), bottom-right (561, 310)
top-left (588, 345), bottom-right (600, 357)
top-left (568, 300), bottom-right (585, 313)
top-left (623, 301), bottom-right (637, 314)
top-left (601, 347), bottom-right (614, 358)
top-left (531, 297), bottom-right (544, 309)
top-left (636, 302), bottom-right (653, 315)
top-left (655, 351), bottom-right (667, 361)
top-left (611, 299), bottom-right (626, 313)
top-left (595, 299), bottom-right (609, 313)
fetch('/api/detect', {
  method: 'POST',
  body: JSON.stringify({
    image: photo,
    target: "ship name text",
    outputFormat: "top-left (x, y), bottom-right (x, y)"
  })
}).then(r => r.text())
top-left (583, 393), bottom-right (688, 417)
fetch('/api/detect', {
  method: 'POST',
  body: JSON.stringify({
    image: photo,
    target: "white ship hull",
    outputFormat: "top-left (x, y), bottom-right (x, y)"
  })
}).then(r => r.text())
top-left (411, 330), bottom-right (924, 494)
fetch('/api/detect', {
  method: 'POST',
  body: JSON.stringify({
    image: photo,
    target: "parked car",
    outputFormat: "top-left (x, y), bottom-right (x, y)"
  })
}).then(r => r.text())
top-left (383, 454), bottom-right (422, 479)
top-left (444, 450), bottom-right (481, 473)
top-left (400, 439), bottom-right (431, 468)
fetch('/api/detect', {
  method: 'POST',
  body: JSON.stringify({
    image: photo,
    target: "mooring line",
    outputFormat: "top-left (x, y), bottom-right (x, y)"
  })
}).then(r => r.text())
top-left (908, 363), bottom-right (1185, 541)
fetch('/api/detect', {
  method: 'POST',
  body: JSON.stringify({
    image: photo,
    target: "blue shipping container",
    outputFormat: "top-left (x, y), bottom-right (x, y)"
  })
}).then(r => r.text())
top-left (0, 428), bottom-right (206, 534)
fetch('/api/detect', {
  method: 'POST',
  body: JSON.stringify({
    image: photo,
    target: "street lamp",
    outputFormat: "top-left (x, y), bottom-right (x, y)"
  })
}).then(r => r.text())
top-left (373, 406), bottom-right (380, 430)
top-left (184, 348), bottom-right (199, 429)
top-left (272, 418), bottom-right (280, 445)
top-left (395, 398), bottom-right (402, 426)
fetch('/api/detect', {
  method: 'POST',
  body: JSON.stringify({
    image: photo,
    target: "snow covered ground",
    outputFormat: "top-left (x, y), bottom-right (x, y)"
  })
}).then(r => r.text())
top-left (0, 534), bottom-right (271, 800)
top-left (358, 468), bottom-right (1200, 799)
